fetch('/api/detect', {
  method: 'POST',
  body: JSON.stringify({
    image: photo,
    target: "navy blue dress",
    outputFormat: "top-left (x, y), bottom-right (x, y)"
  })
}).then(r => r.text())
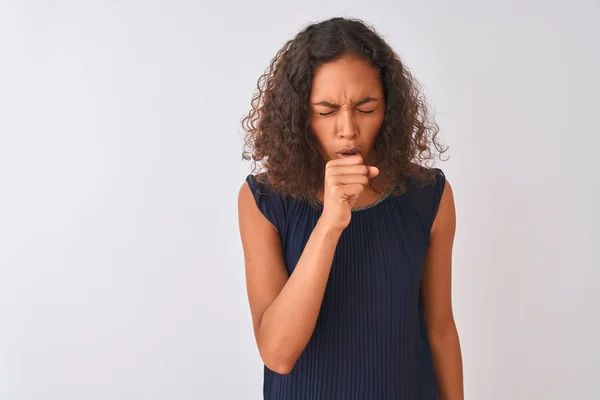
top-left (245, 168), bottom-right (446, 399)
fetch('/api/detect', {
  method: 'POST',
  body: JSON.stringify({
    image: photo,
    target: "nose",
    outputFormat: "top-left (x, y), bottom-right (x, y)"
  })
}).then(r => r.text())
top-left (338, 109), bottom-right (358, 140)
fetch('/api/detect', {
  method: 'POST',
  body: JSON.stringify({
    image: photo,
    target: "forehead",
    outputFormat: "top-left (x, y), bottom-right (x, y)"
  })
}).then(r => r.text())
top-left (310, 54), bottom-right (382, 99)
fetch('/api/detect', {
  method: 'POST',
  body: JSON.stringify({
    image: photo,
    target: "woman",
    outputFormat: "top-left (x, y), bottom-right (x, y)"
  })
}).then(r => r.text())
top-left (238, 17), bottom-right (464, 399)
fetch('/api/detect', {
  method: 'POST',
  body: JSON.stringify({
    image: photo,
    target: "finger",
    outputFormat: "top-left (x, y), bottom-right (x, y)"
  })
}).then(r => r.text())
top-left (326, 164), bottom-right (369, 177)
top-left (327, 174), bottom-right (370, 186)
top-left (326, 154), bottom-right (364, 168)
top-left (367, 166), bottom-right (379, 178)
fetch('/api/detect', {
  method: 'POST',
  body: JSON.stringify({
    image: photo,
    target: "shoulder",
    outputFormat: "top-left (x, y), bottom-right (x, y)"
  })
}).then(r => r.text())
top-left (240, 173), bottom-right (280, 204)
top-left (405, 163), bottom-right (445, 184)
top-left (243, 172), bottom-right (269, 193)
top-left (239, 173), bottom-right (274, 212)
top-left (239, 173), bottom-right (288, 234)
top-left (401, 165), bottom-right (451, 232)
top-left (430, 171), bottom-right (455, 236)
top-left (402, 165), bottom-right (446, 198)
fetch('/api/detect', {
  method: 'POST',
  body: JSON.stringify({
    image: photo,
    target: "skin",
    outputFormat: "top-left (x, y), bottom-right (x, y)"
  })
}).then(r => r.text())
top-left (309, 53), bottom-right (393, 207)
top-left (238, 52), bottom-right (463, 399)
top-left (423, 180), bottom-right (464, 399)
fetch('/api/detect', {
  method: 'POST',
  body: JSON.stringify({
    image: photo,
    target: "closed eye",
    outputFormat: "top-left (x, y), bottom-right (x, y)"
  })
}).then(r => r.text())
top-left (318, 110), bottom-right (375, 116)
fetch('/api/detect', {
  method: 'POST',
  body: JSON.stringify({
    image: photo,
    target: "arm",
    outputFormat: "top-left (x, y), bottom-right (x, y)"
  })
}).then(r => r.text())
top-left (237, 182), bottom-right (342, 375)
top-left (421, 179), bottom-right (464, 399)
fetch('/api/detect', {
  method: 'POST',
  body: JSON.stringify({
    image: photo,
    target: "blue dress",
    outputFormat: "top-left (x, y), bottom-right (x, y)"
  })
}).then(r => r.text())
top-left (245, 168), bottom-right (446, 400)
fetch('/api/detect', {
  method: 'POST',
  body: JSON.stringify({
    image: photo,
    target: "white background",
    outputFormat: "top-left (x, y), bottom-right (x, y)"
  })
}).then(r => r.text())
top-left (1, 1), bottom-right (598, 399)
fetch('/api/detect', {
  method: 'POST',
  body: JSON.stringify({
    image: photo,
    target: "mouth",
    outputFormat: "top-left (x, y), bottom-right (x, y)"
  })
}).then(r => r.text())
top-left (336, 147), bottom-right (361, 159)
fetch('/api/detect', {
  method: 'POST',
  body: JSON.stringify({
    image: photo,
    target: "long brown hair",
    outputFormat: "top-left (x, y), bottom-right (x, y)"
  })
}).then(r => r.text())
top-left (241, 17), bottom-right (448, 203)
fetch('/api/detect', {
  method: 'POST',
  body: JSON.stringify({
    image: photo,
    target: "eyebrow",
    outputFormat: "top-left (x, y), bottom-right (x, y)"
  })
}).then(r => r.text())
top-left (311, 97), bottom-right (379, 108)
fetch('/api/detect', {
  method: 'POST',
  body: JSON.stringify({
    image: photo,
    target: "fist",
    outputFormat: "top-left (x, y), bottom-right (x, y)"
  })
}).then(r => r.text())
top-left (319, 154), bottom-right (379, 232)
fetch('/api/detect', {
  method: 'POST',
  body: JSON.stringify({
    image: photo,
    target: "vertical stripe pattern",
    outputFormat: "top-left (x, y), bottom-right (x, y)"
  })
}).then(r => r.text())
top-left (245, 169), bottom-right (446, 399)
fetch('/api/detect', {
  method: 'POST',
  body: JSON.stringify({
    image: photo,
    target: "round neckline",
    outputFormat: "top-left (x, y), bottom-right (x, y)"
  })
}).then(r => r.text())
top-left (313, 182), bottom-right (397, 212)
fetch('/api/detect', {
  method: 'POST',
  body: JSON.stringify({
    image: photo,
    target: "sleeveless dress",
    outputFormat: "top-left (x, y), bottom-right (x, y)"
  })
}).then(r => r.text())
top-left (245, 168), bottom-right (446, 400)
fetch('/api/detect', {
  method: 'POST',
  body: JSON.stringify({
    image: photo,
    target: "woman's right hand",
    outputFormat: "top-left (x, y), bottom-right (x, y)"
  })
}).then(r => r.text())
top-left (319, 154), bottom-right (379, 233)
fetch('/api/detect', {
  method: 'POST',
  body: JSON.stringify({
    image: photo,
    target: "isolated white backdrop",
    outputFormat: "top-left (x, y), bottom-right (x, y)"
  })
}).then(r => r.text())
top-left (1, 1), bottom-right (598, 399)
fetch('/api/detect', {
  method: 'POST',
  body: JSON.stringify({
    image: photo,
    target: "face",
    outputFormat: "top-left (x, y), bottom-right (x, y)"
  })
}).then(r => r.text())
top-left (309, 53), bottom-right (385, 165)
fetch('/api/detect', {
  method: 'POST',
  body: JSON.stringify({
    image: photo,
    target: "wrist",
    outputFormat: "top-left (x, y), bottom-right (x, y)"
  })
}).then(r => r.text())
top-left (315, 218), bottom-right (345, 237)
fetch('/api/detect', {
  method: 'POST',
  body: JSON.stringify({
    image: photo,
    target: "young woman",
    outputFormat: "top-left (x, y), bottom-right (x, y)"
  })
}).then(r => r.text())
top-left (238, 17), bottom-right (464, 399)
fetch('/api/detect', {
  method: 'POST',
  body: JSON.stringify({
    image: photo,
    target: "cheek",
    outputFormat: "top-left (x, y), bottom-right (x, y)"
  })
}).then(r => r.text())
top-left (360, 115), bottom-right (384, 137)
top-left (310, 115), bottom-right (327, 129)
top-left (309, 118), bottom-right (330, 143)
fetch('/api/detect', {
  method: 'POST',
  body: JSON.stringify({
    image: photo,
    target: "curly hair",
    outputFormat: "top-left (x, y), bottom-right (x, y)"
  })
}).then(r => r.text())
top-left (241, 16), bottom-right (448, 205)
